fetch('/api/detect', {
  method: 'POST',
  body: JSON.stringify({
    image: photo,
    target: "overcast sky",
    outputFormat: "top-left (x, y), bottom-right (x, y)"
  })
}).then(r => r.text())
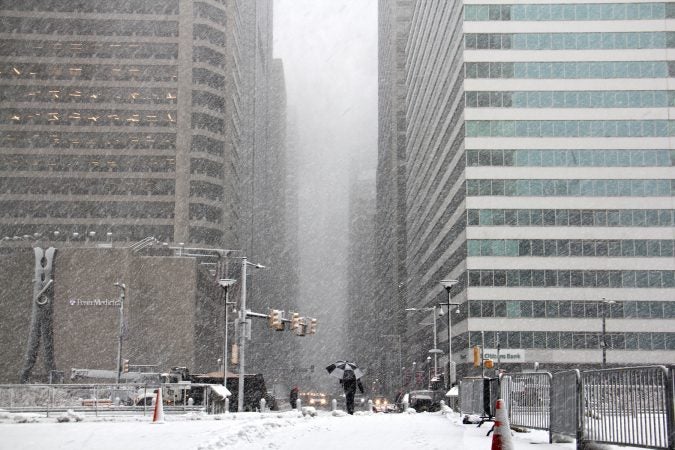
top-left (273, 0), bottom-right (378, 387)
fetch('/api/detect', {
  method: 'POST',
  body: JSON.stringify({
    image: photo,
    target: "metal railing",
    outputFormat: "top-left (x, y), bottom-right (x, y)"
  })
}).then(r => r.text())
top-left (0, 384), bottom-right (204, 417)
top-left (501, 372), bottom-right (552, 432)
top-left (460, 365), bottom-right (675, 450)
top-left (581, 366), bottom-right (674, 450)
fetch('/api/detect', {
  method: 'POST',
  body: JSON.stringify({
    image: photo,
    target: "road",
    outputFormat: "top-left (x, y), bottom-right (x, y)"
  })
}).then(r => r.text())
top-left (0, 409), bottom-right (575, 450)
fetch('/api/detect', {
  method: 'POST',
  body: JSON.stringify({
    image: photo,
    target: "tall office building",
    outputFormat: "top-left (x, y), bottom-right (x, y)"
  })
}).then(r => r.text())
top-left (0, 0), bottom-right (267, 249)
top-left (378, 1), bottom-right (675, 381)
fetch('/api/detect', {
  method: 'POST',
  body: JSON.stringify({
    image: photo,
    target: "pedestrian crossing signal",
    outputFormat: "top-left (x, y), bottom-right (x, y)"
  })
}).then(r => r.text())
top-left (122, 359), bottom-right (129, 373)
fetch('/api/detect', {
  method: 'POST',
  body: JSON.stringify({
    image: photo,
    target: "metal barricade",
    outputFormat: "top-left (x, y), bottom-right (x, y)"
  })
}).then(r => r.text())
top-left (460, 377), bottom-right (499, 419)
top-left (550, 370), bottom-right (581, 445)
top-left (501, 372), bottom-right (551, 431)
top-left (580, 366), bottom-right (673, 450)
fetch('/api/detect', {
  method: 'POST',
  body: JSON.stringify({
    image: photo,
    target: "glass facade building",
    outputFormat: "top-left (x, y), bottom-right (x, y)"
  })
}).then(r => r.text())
top-left (381, 0), bottom-right (675, 379)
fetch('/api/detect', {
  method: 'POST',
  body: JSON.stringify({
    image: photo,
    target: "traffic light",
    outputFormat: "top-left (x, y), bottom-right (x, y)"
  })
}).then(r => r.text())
top-left (231, 343), bottom-right (239, 365)
top-left (268, 309), bottom-right (283, 330)
top-left (473, 346), bottom-right (481, 367)
top-left (484, 359), bottom-right (494, 369)
top-left (290, 312), bottom-right (300, 331)
top-left (295, 317), bottom-right (306, 336)
top-left (308, 318), bottom-right (317, 335)
top-left (122, 359), bottom-right (129, 373)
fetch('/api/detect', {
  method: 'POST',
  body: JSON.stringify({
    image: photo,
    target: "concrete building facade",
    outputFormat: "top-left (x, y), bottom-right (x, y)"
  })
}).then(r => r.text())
top-left (377, 0), bottom-right (675, 383)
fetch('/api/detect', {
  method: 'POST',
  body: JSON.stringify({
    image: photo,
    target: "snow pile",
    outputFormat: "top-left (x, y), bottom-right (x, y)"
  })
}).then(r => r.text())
top-left (331, 409), bottom-right (347, 417)
top-left (301, 406), bottom-right (317, 417)
top-left (0, 408), bottom-right (11, 419)
top-left (197, 416), bottom-right (309, 450)
top-left (11, 413), bottom-right (40, 423)
top-left (56, 409), bottom-right (85, 423)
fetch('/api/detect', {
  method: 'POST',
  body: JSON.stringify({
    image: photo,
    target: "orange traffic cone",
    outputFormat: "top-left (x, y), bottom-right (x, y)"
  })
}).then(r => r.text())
top-left (151, 388), bottom-right (165, 424)
top-left (491, 399), bottom-right (513, 450)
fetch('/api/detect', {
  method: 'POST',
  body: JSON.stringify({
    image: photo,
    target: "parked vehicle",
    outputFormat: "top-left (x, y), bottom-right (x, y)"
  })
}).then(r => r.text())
top-left (408, 389), bottom-right (444, 412)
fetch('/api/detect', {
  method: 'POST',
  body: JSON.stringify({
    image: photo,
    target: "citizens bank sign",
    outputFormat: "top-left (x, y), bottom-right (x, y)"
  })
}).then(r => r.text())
top-left (468, 348), bottom-right (526, 362)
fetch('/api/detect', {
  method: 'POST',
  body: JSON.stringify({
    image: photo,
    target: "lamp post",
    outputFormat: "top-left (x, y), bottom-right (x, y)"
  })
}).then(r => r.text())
top-left (113, 282), bottom-right (126, 384)
top-left (218, 278), bottom-right (237, 389)
top-left (237, 257), bottom-right (266, 412)
top-left (406, 307), bottom-right (441, 382)
top-left (439, 279), bottom-right (460, 388)
top-left (601, 298), bottom-right (615, 368)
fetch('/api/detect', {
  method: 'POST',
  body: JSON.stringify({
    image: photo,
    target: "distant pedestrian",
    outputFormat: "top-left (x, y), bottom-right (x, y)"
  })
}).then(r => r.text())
top-left (290, 386), bottom-right (299, 409)
top-left (340, 372), bottom-right (364, 415)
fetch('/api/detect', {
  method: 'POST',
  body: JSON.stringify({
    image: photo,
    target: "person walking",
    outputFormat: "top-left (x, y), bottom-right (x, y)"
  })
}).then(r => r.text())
top-left (340, 371), bottom-right (364, 415)
top-left (289, 386), bottom-right (299, 409)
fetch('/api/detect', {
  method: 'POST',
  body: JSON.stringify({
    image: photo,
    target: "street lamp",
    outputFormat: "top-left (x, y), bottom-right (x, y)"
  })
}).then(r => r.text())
top-left (113, 282), bottom-right (126, 384)
top-left (601, 298), bottom-right (616, 368)
top-left (218, 278), bottom-right (237, 389)
top-left (406, 307), bottom-right (442, 382)
top-left (237, 257), bottom-right (266, 412)
top-left (439, 279), bottom-right (460, 388)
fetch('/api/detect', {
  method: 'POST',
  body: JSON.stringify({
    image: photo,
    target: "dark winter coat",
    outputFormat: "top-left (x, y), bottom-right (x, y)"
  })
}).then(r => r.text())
top-left (341, 377), bottom-right (364, 394)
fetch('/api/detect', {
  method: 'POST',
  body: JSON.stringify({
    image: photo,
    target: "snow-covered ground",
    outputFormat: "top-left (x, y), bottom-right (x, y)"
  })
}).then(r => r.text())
top-left (0, 407), bottom-right (628, 450)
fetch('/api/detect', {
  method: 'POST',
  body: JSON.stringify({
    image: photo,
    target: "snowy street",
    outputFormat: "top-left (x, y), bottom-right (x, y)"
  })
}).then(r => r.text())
top-left (0, 409), bottom-right (575, 450)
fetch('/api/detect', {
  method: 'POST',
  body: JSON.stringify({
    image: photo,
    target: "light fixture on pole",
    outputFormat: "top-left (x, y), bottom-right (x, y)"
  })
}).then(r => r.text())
top-left (601, 298), bottom-right (615, 368)
top-left (113, 282), bottom-right (126, 384)
top-left (237, 257), bottom-right (266, 412)
top-left (439, 279), bottom-right (460, 388)
top-left (218, 278), bottom-right (237, 389)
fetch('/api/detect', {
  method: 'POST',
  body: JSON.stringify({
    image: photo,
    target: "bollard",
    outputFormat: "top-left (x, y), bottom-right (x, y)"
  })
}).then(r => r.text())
top-left (331, 398), bottom-right (337, 411)
top-left (114, 397), bottom-right (121, 407)
top-left (260, 397), bottom-right (266, 413)
top-left (403, 400), bottom-right (409, 412)
top-left (225, 397), bottom-right (229, 413)
top-left (296, 398), bottom-right (302, 412)
top-left (368, 399), bottom-right (373, 413)
top-left (188, 397), bottom-right (194, 406)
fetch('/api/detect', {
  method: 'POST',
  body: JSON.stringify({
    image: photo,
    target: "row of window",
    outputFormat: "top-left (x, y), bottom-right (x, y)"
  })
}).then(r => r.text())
top-left (0, 131), bottom-right (176, 150)
top-left (467, 209), bottom-right (675, 228)
top-left (1, 64), bottom-right (177, 82)
top-left (466, 120), bottom-right (675, 137)
top-left (466, 179), bottom-right (674, 197)
top-left (466, 149), bottom-right (673, 167)
top-left (2, 109), bottom-right (176, 127)
top-left (468, 239), bottom-right (675, 258)
top-left (0, 201), bottom-right (175, 220)
top-left (190, 180), bottom-right (223, 202)
top-left (465, 91), bottom-right (675, 109)
top-left (0, 86), bottom-right (177, 105)
top-left (467, 299), bottom-right (675, 319)
top-left (0, 178), bottom-right (175, 196)
top-left (5, 0), bottom-right (179, 14)
top-left (465, 32), bottom-right (675, 50)
top-left (0, 225), bottom-right (174, 245)
top-left (190, 203), bottom-right (223, 224)
top-left (464, 3), bottom-right (674, 21)
top-left (0, 18), bottom-right (179, 38)
top-left (467, 269), bottom-right (675, 288)
top-left (465, 61), bottom-right (671, 79)
top-left (463, 331), bottom-right (675, 351)
top-left (0, 40), bottom-right (179, 60)
top-left (0, 155), bottom-right (176, 173)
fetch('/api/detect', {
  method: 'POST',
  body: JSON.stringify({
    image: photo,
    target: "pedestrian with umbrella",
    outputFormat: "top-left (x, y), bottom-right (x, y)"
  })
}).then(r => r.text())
top-left (326, 360), bottom-right (364, 415)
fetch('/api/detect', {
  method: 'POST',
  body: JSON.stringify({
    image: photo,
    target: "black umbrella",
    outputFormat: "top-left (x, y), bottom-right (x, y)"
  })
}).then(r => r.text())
top-left (326, 360), bottom-right (364, 380)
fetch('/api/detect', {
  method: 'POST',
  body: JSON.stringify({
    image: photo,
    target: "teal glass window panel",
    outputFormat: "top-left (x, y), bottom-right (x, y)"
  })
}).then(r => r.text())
top-left (541, 121), bottom-right (554, 136)
top-left (654, 91), bottom-right (667, 107)
top-left (656, 150), bottom-right (670, 166)
top-left (514, 34), bottom-right (527, 49)
top-left (579, 150), bottom-right (593, 166)
top-left (577, 33), bottom-right (590, 50)
top-left (515, 150), bottom-right (528, 166)
top-left (466, 121), bottom-right (478, 136)
top-left (639, 3), bottom-right (653, 19)
top-left (505, 240), bottom-right (519, 256)
top-left (527, 63), bottom-right (540, 78)
top-left (530, 179), bottom-right (543, 196)
top-left (527, 91), bottom-right (539, 107)
top-left (588, 4), bottom-right (603, 20)
top-left (577, 121), bottom-right (590, 137)
top-left (465, 6), bottom-right (476, 21)
top-left (541, 151), bottom-right (555, 166)
top-left (477, 121), bottom-right (491, 136)
top-left (654, 120), bottom-right (667, 136)
top-left (632, 180), bottom-right (645, 196)
top-left (642, 61), bottom-right (656, 78)
top-left (628, 91), bottom-right (642, 107)
top-left (551, 63), bottom-right (564, 78)
top-left (512, 92), bottom-right (526, 107)
top-left (577, 91), bottom-right (590, 107)
top-left (588, 33), bottom-right (602, 49)
top-left (564, 92), bottom-right (576, 107)
top-left (476, 5), bottom-right (489, 20)
top-left (555, 150), bottom-right (567, 166)
top-left (551, 33), bottom-right (564, 49)
top-left (563, 34), bottom-right (576, 49)
top-left (614, 33), bottom-right (627, 49)
top-left (626, 62), bottom-right (641, 78)
top-left (515, 121), bottom-right (528, 136)
top-left (550, 4), bottom-right (563, 20)
top-left (606, 180), bottom-right (618, 196)
top-left (552, 91), bottom-right (565, 107)
top-left (628, 121), bottom-right (642, 137)
top-left (589, 62), bottom-right (604, 78)
top-left (467, 180), bottom-right (479, 195)
top-left (529, 150), bottom-right (542, 166)
top-left (479, 209), bottom-right (493, 225)
top-left (615, 91), bottom-right (629, 107)
top-left (492, 240), bottom-right (506, 256)
top-left (630, 150), bottom-right (644, 166)
top-left (564, 62), bottom-right (577, 78)
top-left (580, 180), bottom-right (593, 196)
top-left (576, 62), bottom-right (590, 78)
top-left (590, 91), bottom-right (603, 107)
top-left (526, 34), bottom-right (539, 50)
top-left (616, 121), bottom-right (630, 137)
top-left (566, 121), bottom-right (578, 137)
top-left (568, 180), bottom-right (580, 196)
top-left (605, 150), bottom-right (618, 166)
top-left (514, 63), bottom-right (526, 78)
top-left (562, 4), bottom-right (575, 20)
top-left (592, 151), bottom-right (604, 167)
top-left (480, 240), bottom-right (493, 256)
top-left (516, 179), bottom-right (530, 195)
top-left (468, 240), bottom-right (480, 256)
top-left (617, 180), bottom-right (631, 196)
top-left (617, 151), bottom-right (631, 166)
top-left (575, 4), bottom-right (588, 20)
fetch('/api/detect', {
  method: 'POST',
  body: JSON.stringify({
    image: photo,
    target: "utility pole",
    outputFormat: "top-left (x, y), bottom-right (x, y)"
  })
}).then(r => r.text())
top-left (113, 282), bottom-right (126, 384)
